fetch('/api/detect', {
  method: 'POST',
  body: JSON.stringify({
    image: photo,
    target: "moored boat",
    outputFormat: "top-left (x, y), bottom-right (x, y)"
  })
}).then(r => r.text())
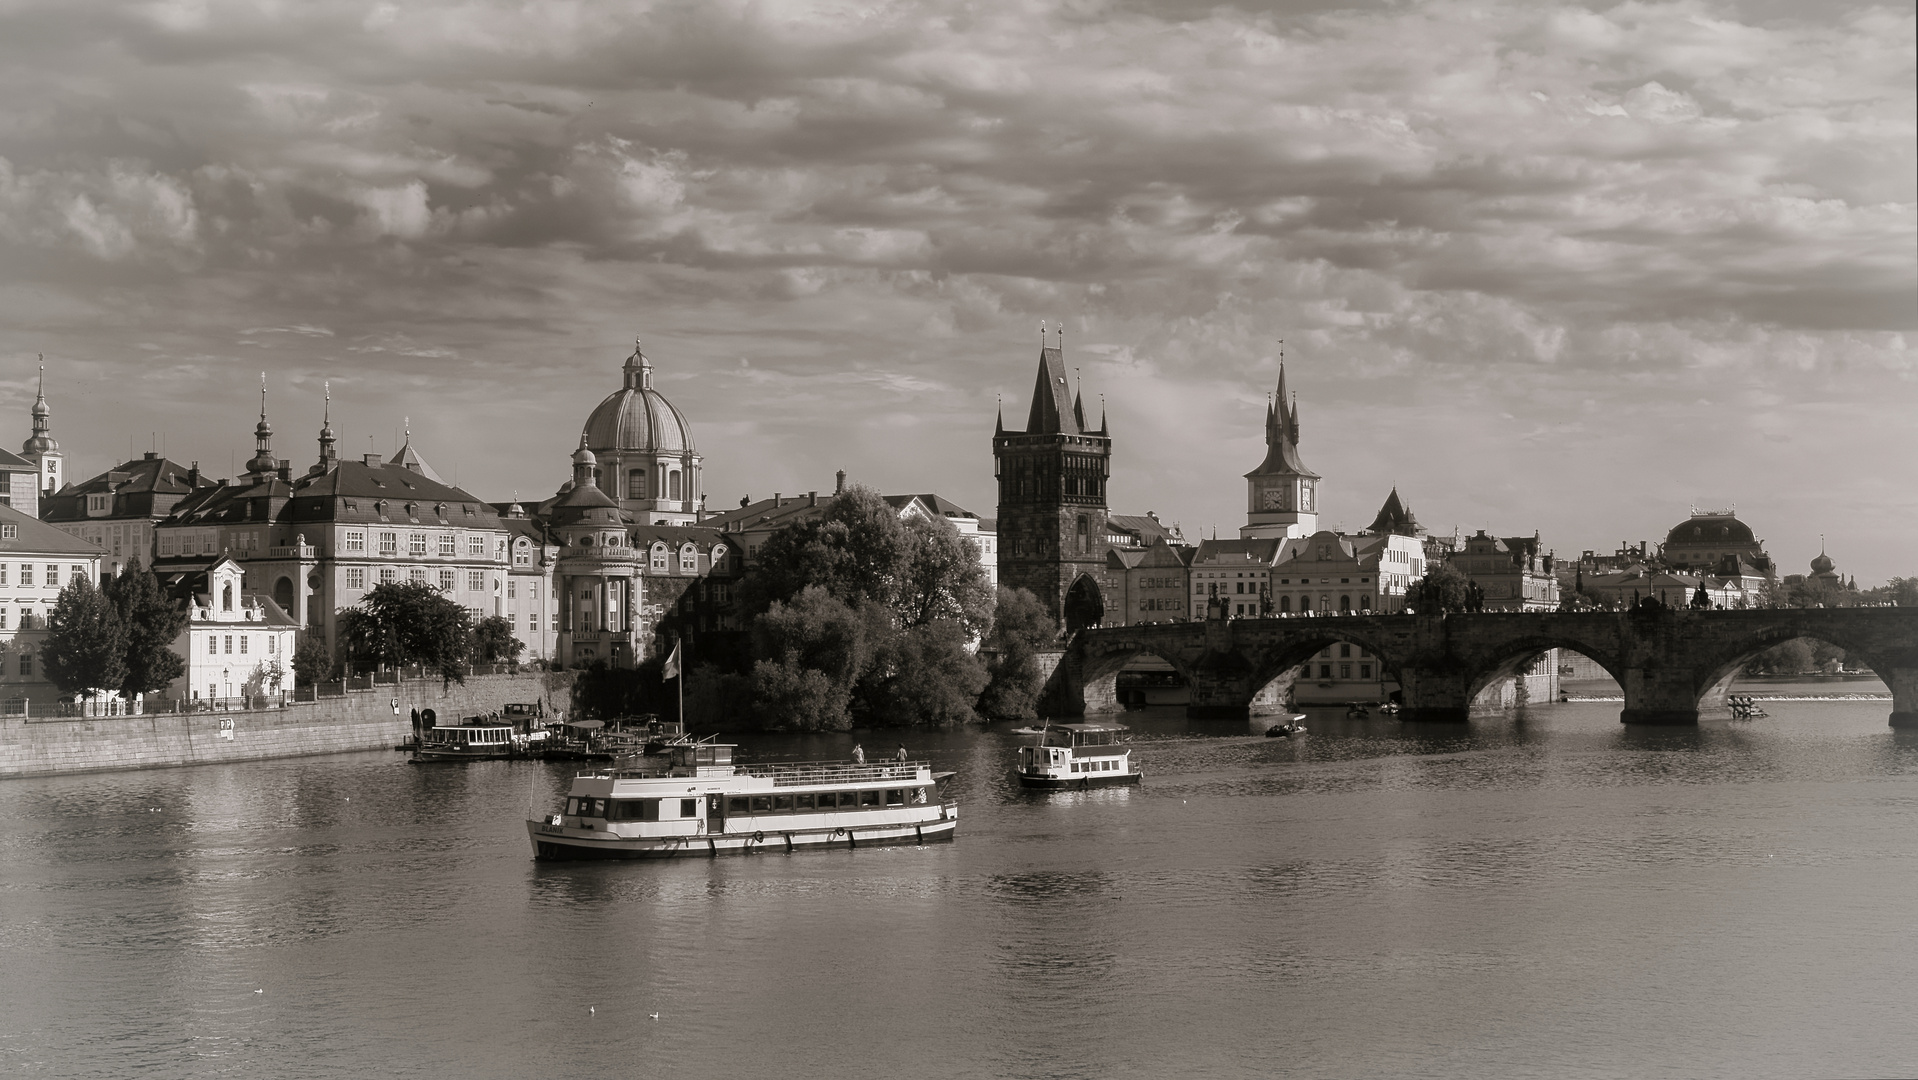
top-left (1264, 713), bottom-right (1308, 738)
top-left (526, 739), bottom-right (958, 860)
top-left (411, 717), bottom-right (519, 762)
top-left (1015, 722), bottom-right (1141, 789)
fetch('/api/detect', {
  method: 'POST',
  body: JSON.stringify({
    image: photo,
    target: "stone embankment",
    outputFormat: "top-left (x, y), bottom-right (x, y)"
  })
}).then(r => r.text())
top-left (0, 672), bottom-right (567, 779)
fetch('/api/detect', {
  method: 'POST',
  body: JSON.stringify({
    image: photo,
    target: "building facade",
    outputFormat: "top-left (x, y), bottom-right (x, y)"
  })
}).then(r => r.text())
top-left (1454, 530), bottom-right (1561, 612)
top-left (0, 505), bottom-right (105, 708)
top-left (994, 336), bottom-right (1114, 632)
top-left (162, 556), bottom-right (299, 707)
top-left (42, 454), bottom-right (218, 579)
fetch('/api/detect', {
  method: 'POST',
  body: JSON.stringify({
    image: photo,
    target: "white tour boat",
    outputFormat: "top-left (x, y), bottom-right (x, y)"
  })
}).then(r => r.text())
top-left (526, 739), bottom-right (958, 860)
top-left (1015, 722), bottom-right (1142, 789)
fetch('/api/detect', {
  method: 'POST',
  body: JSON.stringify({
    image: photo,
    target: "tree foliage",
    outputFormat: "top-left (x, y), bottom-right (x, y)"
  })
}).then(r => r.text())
top-left (1406, 562), bottom-right (1473, 614)
top-left (102, 559), bottom-right (188, 696)
top-left (292, 633), bottom-right (333, 687)
top-left (979, 587), bottom-right (1058, 721)
top-left (42, 575), bottom-right (128, 698)
top-left (469, 615), bottom-right (525, 663)
top-left (733, 488), bottom-right (997, 729)
top-left (336, 581), bottom-right (473, 684)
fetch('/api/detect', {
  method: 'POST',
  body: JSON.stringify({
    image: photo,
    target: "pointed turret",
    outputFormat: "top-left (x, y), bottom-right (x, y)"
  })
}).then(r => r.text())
top-left (1365, 487), bottom-right (1424, 537)
top-left (1021, 342), bottom-right (1080, 435)
top-left (995, 400), bottom-right (1005, 436)
top-left (1240, 360), bottom-right (1320, 540)
top-left (23, 358), bottom-right (64, 495)
top-left (313, 380), bottom-right (338, 474)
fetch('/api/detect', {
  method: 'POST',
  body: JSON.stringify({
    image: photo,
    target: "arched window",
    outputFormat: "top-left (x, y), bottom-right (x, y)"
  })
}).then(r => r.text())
top-left (1339, 595), bottom-right (1351, 612)
top-left (651, 543), bottom-right (668, 572)
top-left (712, 543), bottom-right (728, 568)
top-left (1076, 516), bottom-right (1088, 555)
top-left (669, 470), bottom-right (682, 501)
top-left (1359, 596), bottom-right (1371, 612)
top-left (627, 470), bottom-right (647, 500)
top-left (1279, 595), bottom-right (1291, 613)
top-left (273, 577), bottom-right (294, 612)
top-left (679, 544), bottom-right (697, 571)
top-left (221, 583), bottom-right (233, 612)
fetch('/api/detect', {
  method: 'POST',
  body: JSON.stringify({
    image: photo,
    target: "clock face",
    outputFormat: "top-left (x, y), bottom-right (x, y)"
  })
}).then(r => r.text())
top-left (1263, 487), bottom-right (1288, 510)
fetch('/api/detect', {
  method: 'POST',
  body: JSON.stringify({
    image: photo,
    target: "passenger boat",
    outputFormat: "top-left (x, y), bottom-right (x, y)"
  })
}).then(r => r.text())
top-left (1263, 714), bottom-right (1308, 738)
top-left (1014, 722), bottom-right (1142, 789)
top-left (412, 717), bottom-right (519, 762)
top-left (526, 738), bottom-right (959, 860)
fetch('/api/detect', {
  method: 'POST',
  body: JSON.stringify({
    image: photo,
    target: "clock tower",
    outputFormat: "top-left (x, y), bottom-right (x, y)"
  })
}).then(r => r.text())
top-left (1241, 364), bottom-right (1320, 540)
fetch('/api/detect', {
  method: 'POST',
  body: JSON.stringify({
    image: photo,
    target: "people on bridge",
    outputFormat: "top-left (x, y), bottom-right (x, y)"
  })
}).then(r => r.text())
top-left (850, 743), bottom-right (865, 765)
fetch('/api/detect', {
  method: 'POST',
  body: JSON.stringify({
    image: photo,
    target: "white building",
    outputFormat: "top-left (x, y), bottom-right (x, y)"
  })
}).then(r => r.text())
top-left (163, 556), bottom-right (299, 707)
top-left (0, 504), bottom-right (106, 709)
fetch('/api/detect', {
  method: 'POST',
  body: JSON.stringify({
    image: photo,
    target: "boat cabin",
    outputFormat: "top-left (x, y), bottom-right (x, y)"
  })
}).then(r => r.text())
top-left (1016, 723), bottom-right (1139, 788)
top-left (421, 723), bottom-right (513, 749)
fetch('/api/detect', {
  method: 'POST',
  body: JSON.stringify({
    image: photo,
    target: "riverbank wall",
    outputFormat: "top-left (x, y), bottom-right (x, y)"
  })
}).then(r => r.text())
top-left (0, 672), bottom-right (568, 779)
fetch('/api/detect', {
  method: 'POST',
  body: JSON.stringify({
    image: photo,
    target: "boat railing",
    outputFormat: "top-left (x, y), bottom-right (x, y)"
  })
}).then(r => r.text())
top-left (737, 760), bottom-right (929, 787)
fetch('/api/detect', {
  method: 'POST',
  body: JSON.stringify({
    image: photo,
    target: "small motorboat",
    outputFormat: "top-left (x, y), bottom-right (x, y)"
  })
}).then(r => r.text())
top-left (1264, 714), bottom-right (1308, 738)
top-left (1345, 701), bottom-right (1370, 718)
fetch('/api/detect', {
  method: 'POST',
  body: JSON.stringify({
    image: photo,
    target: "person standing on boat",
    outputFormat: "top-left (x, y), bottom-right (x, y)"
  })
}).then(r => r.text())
top-left (895, 744), bottom-right (909, 762)
top-left (851, 743), bottom-right (866, 765)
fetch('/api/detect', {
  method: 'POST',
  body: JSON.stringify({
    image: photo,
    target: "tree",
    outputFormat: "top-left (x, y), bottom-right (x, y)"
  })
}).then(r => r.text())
top-left (978, 587), bottom-right (1058, 721)
top-left (1406, 562), bottom-right (1472, 614)
top-left (869, 619), bottom-right (989, 727)
top-left (749, 587), bottom-right (876, 730)
top-left (469, 615), bottom-right (525, 663)
top-left (739, 486), bottom-right (919, 618)
top-left (292, 634), bottom-right (333, 687)
top-left (102, 559), bottom-right (188, 697)
top-left (42, 575), bottom-right (128, 700)
top-left (895, 516), bottom-right (995, 636)
top-left (336, 581), bottom-right (474, 684)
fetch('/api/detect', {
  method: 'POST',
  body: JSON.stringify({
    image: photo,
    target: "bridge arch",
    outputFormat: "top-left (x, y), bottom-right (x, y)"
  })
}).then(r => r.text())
top-left (1681, 617), bottom-right (1891, 707)
top-left (1241, 624), bottom-right (1410, 709)
top-left (1459, 634), bottom-right (1630, 708)
top-left (1064, 574), bottom-right (1105, 635)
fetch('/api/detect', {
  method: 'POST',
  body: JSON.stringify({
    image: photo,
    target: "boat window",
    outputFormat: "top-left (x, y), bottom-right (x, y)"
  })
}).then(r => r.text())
top-left (727, 797), bottom-right (749, 815)
top-left (581, 798), bottom-right (604, 817)
top-left (708, 795), bottom-right (723, 817)
top-left (680, 799), bottom-right (699, 819)
top-left (773, 795), bottom-right (794, 812)
top-left (859, 790), bottom-right (880, 807)
top-left (565, 797), bottom-right (582, 815)
top-left (794, 794), bottom-right (815, 811)
top-left (750, 796), bottom-right (773, 813)
top-left (884, 789), bottom-right (904, 806)
top-left (607, 799), bottom-right (659, 822)
top-left (912, 788), bottom-right (927, 804)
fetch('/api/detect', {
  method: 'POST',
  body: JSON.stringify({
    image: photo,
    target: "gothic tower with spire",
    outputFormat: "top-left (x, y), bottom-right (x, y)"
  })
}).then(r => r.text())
top-left (994, 330), bottom-right (1114, 633)
top-left (1240, 363), bottom-right (1320, 540)
top-left (22, 359), bottom-right (63, 496)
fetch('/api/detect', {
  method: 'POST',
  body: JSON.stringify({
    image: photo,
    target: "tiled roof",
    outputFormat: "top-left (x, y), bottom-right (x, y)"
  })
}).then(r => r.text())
top-left (0, 504), bottom-right (104, 555)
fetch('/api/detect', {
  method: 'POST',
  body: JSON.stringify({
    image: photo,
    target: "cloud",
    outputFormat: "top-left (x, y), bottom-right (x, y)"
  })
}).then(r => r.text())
top-left (0, 0), bottom-right (1912, 579)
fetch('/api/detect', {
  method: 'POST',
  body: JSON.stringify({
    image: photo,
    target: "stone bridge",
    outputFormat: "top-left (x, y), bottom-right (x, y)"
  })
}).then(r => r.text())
top-left (1041, 607), bottom-right (1918, 726)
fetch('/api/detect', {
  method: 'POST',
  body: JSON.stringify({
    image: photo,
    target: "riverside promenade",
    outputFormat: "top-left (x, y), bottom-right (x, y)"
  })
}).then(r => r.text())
top-left (0, 671), bottom-right (569, 779)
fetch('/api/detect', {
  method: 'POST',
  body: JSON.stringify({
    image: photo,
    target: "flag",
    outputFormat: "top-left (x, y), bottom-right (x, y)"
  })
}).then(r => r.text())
top-left (662, 642), bottom-right (681, 681)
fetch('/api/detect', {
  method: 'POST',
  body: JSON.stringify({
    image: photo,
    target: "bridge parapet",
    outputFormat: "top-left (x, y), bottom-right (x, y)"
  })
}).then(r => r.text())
top-left (1045, 607), bottom-right (1918, 727)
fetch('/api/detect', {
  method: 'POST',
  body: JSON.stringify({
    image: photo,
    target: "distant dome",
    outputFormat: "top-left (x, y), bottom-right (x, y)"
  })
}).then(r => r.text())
top-left (1810, 552), bottom-right (1834, 575)
top-left (1666, 513), bottom-right (1755, 548)
top-left (582, 343), bottom-right (696, 456)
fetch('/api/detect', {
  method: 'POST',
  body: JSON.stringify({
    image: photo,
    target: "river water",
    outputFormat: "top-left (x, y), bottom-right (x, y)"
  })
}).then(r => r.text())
top-left (4, 694), bottom-right (1916, 1079)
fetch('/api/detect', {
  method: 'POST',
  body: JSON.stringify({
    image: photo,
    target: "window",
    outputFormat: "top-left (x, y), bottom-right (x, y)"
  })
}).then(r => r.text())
top-left (513, 540), bottom-right (531, 566)
top-left (468, 571), bottom-right (485, 592)
top-left (0, 608), bottom-right (6, 628)
top-left (469, 535), bottom-right (485, 557)
top-left (378, 532), bottom-right (397, 555)
top-left (1340, 663), bottom-right (1351, 679)
top-left (679, 544), bottom-right (696, 571)
top-left (46, 564), bottom-right (59, 587)
top-left (439, 569), bottom-right (455, 591)
top-left (507, 581), bottom-right (516, 600)
top-left (268, 637), bottom-right (277, 655)
top-left (439, 533), bottom-right (455, 556)
top-left (627, 470), bottom-right (647, 500)
top-left (529, 611), bottom-right (539, 631)
top-left (19, 654), bottom-right (30, 676)
top-left (409, 533), bottom-right (427, 556)
top-left (0, 524), bottom-right (13, 541)
top-left (1360, 664), bottom-right (1373, 679)
top-left (208, 637), bottom-right (218, 655)
top-left (409, 568), bottom-right (426, 584)
top-left (344, 530), bottom-right (365, 552)
top-left (240, 636), bottom-right (249, 655)
top-left (668, 470), bottom-right (682, 501)
top-left (651, 544), bottom-right (667, 571)
top-left (1319, 664), bottom-right (1332, 678)
top-left (379, 567), bottom-right (397, 584)
top-left (1339, 644), bottom-right (1351, 658)
top-left (681, 798), bottom-right (698, 819)
top-left (345, 567), bottom-right (365, 589)
top-left (223, 635), bottom-right (234, 654)
top-left (71, 565), bottom-right (84, 582)
top-left (0, 564), bottom-right (7, 586)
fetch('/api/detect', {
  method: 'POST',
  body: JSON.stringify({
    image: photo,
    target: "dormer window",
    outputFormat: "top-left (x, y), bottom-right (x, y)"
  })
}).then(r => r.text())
top-left (712, 543), bottom-right (728, 567)
top-left (435, 502), bottom-right (447, 519)
top-left (650, 543), bottom-right (668, 571)
top-left (679, 544), bottom-right (696, 571)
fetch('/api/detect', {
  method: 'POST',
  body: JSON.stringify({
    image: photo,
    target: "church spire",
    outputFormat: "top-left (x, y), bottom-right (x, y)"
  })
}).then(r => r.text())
top-left (22, 355), bottom-right (63, 495)
top-left (314, 380), bottom-right (338, 472)
top-left (246, 372), bottom-right (278, 477)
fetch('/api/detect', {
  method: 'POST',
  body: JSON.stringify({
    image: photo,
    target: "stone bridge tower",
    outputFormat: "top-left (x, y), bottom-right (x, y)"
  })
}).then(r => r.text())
top-left (994, 331), bottom-right (1113, 633)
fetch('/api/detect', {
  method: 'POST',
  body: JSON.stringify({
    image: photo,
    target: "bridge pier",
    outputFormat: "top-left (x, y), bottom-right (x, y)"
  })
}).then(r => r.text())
top-left (1619, 665), bottom-right (1700, 725)
top-left (1395, 665), bottom-right (1471, 723)
top-left (1887, 666), bottom-right (1918, 729)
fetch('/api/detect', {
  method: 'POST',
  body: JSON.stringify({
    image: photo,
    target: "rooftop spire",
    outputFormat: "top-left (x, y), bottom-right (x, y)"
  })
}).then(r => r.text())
top-left (246, 372), bottom-right (277, 477)
top-left (315, 379), bottom-right (337, 472)
top-left (23, 355), bottom-right (57, 455)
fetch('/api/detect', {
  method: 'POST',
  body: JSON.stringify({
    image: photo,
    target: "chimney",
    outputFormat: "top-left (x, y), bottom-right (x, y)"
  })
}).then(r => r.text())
top-left (364, 453), bottom-right (383, 467)
top-left (278, 464), bottom-right (291, 481)
top-left (773, 492), bottom-right (782, 506)
top-left (144, 451), bottom-right (158, 461)
top-left (187, 462), bottom-right (200, 487)
top-left (808, 491), bottom-right (817, 508)
top-left (835, 469), bottom-right (846, 495)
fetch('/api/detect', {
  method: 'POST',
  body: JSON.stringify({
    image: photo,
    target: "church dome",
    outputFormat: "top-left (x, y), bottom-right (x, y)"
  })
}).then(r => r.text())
top-left (1810, 552), bottom-right (1834, 575)
top-left (582, 342), bottom-right (696, 455)
top-left (1665, 512), bottom-right (1755, 547)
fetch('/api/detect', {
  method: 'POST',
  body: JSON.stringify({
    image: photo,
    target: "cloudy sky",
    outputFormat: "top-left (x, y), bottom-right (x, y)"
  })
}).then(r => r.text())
top-left (2, 0), bottom-right (1912, 580)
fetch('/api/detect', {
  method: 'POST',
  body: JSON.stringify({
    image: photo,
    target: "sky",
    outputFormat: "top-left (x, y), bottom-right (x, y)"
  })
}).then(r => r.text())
top-left (0, 0), bottom-right (1912, 582)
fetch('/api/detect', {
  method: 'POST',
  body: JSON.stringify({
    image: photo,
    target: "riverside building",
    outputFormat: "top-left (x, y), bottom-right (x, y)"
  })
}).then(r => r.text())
top-left (0, 505), bottom-right (105, 710)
